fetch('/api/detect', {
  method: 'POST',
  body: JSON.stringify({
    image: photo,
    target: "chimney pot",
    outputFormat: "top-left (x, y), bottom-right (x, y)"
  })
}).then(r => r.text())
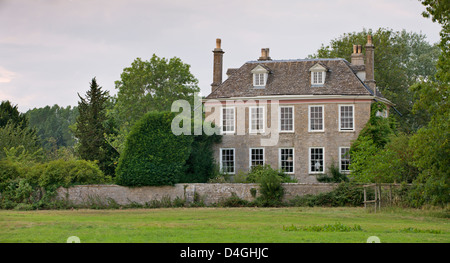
top-left (258, 48), bottom-right (271, 61)
top-left (367, 35), bottom-right (373, 45)
top-left (216, 38), bottom-right (221, 49)
top-left (351, 44), bottom-right (364, 66)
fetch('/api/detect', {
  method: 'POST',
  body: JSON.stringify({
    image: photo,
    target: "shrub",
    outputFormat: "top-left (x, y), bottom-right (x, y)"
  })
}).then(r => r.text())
top-left (217, 192), bottom-right (250, 207)
top-left (316, 163), bottom-right (349, 183)
top-left (258, 171), bottom-right (284, 202)
top-left (70, 160), bottom-right (110, 185)
top-left (179, 123), bottom-right (221, 183)
top-left (246, 165), bottom-right (289, 206)
top-left (288, 182), bottom-right (364, 207)
top-left (0, 160), bottom-right (20, 192)
top-left (38, 159), bottom-right (108, 190)
top-left (115, 111), bottom-right (193, 186)
top-left (246, 165), bottom-right (296, 183)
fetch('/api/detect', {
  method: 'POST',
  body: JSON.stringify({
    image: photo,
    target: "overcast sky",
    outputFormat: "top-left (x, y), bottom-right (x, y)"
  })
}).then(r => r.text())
top-left (0, 0), bottom-right (442, 112)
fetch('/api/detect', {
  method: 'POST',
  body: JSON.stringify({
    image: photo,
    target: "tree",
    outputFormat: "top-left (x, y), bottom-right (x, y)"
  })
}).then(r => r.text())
top-left (311, 28), bottom-right (440, 133)
top-left (0, 122), bottom-right (42, 160)
top-left (0, 101), bottom-right (42, 161)
top-left (26, 105), bottom-right (79, 151)
top-left (349, 103), bottom-right (399, 183)
top-left (109, 55), bottom-right (200, 153)
top-left (0, 100), bottom-right (29, 130)
top-left (74, 78), bottom-right (118, 176)
top-left (406, 0), bottom-right (450, 206)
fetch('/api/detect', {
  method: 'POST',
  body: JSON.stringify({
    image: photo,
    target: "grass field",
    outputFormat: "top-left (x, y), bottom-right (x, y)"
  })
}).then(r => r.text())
top-left (0, 207), bottom-right (448, 243)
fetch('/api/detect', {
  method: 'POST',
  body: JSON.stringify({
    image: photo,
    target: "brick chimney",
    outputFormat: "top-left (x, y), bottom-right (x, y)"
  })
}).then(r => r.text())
top-left (258, 48), bottom-right (271, 61)
top-left (211, 38), bottom-right (224, 93)
top-left (364, 35), bottom-right (376, 95)
top-left (351, 44), bottom-right (366, 81)
top-left (351, 45), bottom-right (364, 65)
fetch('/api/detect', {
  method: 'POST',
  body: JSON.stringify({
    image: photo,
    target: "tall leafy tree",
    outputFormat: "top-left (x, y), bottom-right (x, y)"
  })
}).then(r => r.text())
top-left (75, 78), bottom-right (118, 176)
top-left (109, 54), bottom-right (200, 153)
top-left (310, 28), bottom-right (440, 133)
top-left (26, 105), bottom-right (79, 150)
top-left (406, 0), bottom-right (449, 206)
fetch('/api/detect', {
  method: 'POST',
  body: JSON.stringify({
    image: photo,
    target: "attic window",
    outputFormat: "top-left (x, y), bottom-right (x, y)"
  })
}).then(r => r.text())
top-left (309, 63), bottom-right (327, 86)
top-left (312, 72), bottom-right (325, 85)
top-left (254, 73), bottom-right (266, 86)
top-left (251, 65), bottom-right (269, 88)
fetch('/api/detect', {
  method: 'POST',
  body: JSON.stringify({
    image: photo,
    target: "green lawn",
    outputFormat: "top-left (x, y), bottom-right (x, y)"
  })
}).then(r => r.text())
top-left (0, 207), bottom-right (448, 243)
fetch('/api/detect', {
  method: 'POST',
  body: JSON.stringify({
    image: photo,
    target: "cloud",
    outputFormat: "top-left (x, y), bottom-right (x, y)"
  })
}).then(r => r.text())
top-left (0, 0), bottom-right (442, 111)
top-left (0, 67), bottom-right (16, 83)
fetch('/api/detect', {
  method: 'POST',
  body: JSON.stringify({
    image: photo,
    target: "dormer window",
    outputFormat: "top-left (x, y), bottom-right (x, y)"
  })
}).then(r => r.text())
top-left (312, 71), bottom-right (325, 85)
top-left (254, 73), bottom-right (266, 86)
top-left (309, 63), bottom-right (327, 86)
top-left (251, 65), bottom-right (269, 88)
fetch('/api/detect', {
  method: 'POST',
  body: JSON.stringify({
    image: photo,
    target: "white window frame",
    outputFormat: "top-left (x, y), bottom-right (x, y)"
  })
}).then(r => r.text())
top-left (249, 106), bottom-right (265, 134)
top-left (279, 106), bottom-right (294, 133)
top-left (311, 71), bottom-right (325, 85)
top-left (279, 148), bottom-right (295, 174)
top-left (309, 147), bottom-right (325, 174)
top-left (220, 148), bottom-right (235, 174)
top-left (220, 107), bottom-right (235, 134)
top-left (339, 104), bottom-right (355, 132)
top-left (339, 147), bottom-right (351, 174)
top-left (253, 73), bottom-right (267, 87)
top-left (308, 105), bottom-right (325, 132)
top-left (249, 148), bottom-right (265, 169)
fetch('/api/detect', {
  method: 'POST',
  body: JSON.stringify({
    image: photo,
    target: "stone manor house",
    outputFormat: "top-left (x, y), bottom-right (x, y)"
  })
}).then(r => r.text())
top-left (203, 36), bottom-right (393, 183)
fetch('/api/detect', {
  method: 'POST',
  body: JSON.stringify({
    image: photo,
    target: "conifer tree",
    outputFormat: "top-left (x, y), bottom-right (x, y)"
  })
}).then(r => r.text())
top-left (75, 78), bottom-right (117, 176)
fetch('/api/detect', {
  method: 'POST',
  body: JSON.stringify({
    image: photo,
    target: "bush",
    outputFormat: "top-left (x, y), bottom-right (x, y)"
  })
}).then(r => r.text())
top-left (0, 160), bottom-right (20, 192)
top-left (316, 163), bottom-right (349, 183)
top-left (288, 182), bottom-right (364, 207)
top-left (246, 165), bottom-right (296, 183)
top-left (258, 171), bottom-right (284, 203)
top-left (246, 165), bottom-right (289, 206)
top-left (115, 111), bottom-right (193, 186)
top-left (217, 193), bottom-right (250, 207)
top-left (179, 123), bottom-right (221, 183)
top-left (38, 159), bottom-right (108, 190)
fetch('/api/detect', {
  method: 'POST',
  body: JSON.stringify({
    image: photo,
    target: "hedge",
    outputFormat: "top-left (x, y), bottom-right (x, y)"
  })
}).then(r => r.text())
top-left (115, 111), bottom-right (193, 186)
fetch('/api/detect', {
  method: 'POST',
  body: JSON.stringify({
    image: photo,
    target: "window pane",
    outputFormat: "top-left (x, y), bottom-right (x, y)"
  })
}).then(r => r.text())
top-left (280, 107), bottom-right (293, 131)
top-left (250, 148), bottom-right (264, 168)
top-left (222, 108), bottom-right (235, 132)
top-left (254, 73), bottom-right (265, 86)
top-left (340, 147), bottom-right (350, 172)
top-left (221, 149), bottom-right (235, 173)
top-left (310, 106), bottom-right (323, 131)
top-left (280, 148), bottom-right (294, 173)
top-left (313, 72), bottom-right (323, 84)
top-left (340, 105), bottom-right (354, 130)
top-left (310, 148), bottom-right (323, 172)
top-left (251, 107), bottom-right (264, 132)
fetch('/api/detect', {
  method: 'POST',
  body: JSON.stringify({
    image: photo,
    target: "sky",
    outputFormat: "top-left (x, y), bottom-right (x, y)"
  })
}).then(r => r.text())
top-left (0, 0), bottom-right (442, 112)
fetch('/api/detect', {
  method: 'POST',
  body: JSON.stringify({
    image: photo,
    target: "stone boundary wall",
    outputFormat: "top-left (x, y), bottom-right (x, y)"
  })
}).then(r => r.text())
top-left (56, 183), bottom-right (338, 206)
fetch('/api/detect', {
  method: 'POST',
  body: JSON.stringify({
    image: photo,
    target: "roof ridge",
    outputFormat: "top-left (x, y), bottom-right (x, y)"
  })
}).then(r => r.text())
top-left (246, 58), bottom-right (347, 64)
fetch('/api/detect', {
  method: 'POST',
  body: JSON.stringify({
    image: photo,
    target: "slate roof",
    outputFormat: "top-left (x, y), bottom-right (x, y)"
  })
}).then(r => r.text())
top-left (206, 58), bottom-right (380, 99)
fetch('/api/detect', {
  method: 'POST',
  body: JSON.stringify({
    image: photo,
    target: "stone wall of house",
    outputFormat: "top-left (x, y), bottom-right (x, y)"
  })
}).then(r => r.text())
top-left (56, 183), bottom-right (338, 206)
top-left (206, 100), bottom-right (372, 183)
